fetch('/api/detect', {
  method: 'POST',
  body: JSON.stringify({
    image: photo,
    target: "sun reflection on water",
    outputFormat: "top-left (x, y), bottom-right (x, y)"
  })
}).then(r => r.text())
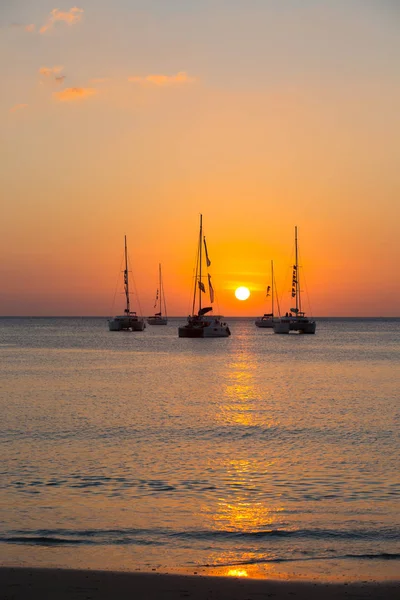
top-left (227, 568), bottom-right (248, 577)
top-left (210, 458), bottom-right (283, 531)
top-left (199, 345), bottom-right (288, 578)
top-left (218, 350), bottom-right (279, 428)
top-left (201, 455), bottom-right (285, 579)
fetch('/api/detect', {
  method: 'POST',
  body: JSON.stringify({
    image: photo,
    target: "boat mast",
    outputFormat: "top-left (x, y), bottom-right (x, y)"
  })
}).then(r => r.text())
top-left (271, 260), bottom-right (274, 316)
top-left (161, 264), bottom-right (167, 318)
top-left (124, 235), bottom-right (130, 315)
top-left (295, 226), bottom-right (301, 314)
top-left (158, 263), bottom-right (162, 316)
top-left (192, 214), bottom-right (202, 316)
top-left (199, 213), bottom-right (203, 313)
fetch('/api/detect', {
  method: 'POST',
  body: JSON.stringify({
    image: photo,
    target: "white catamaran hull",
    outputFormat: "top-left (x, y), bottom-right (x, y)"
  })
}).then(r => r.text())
top-left (273, 317), bottom-right (316, 334)
top-left (108, 316), bottom-right (146, 331)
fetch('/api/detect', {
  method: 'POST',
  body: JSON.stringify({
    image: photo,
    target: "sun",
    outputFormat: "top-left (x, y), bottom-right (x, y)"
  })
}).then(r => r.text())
top-left (235, 286), bottom-right (250, 301)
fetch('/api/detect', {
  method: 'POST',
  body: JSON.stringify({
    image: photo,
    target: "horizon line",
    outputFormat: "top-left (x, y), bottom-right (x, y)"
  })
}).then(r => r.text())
top-left (0, 315), bottom-right (399, 320)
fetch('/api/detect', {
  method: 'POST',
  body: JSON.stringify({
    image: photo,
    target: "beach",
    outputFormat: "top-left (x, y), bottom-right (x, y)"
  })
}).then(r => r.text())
top-left (1, 568), bottom-right (399, 600)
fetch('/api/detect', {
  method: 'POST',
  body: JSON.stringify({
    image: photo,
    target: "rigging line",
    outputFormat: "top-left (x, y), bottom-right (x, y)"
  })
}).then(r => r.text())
top-left (299, 248), bottom-right (314, 317)
top-left (213, 287), bottom-right (221, 317)
top-left (198, 214), bottom-right (203, 314)
top-left (187, 265), bottom-right (196, 317)
top-left (285, 237), bottom-right (297, 309)
top-left (279, 255), bottom-right (293, 315)
top-left (187, 229), bottom-right (201, 316)
top-left (130, 273), bottom-right (144, 318)
top-left (274, 275), bottom-right (282, 318)
top-left (161, 270), bottom-right (167, 317)
top-left (210, 273), bottom-right (222, 316)
top-left (108, 251), bottom-right (125, 317)
top-left (127, 253), bottom-right (144, 318)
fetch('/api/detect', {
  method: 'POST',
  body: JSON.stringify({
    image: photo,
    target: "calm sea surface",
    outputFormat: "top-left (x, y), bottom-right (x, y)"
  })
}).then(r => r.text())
top-left (1, 318), bottom-right (399, 581)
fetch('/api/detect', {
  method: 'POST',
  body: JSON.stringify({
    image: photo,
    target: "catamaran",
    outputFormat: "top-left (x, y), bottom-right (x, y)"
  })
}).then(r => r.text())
top-left (273, 227), bottom-right (316, 334)
top-left (108, 236), bottom-right (146, 332)
top-left (255, 260), bottom-right (276, 328)
top-left (178, 214), bottom-right (231, 338)
top-left (147, 263), bottom-right (168, 325)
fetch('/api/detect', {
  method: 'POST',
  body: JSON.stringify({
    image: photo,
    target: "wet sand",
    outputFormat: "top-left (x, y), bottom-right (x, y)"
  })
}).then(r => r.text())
top-left (0, 567), bottom-right (398, 599)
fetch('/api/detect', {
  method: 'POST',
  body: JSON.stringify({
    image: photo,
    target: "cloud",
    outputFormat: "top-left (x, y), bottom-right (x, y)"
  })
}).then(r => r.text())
top-left (40, 7), bottom-right (84, 34)
top-left (128, 72), bottom-right (196, 86)
top-left (39, 66), bottom-right (64, 77)
top-left (10, 23), bottom-right (35, 32)
top-left (10, 104), bottom-right (28, 112)
top-left (53, 87), bottom-right (97, 102)
top-left (39, 66), bottom-right (66, 86)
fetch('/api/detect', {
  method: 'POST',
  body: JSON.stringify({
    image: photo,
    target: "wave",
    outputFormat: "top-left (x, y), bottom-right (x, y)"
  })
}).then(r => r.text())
top-left (173, 527), bottom-right (400, 541)
top-left (1, 532), bottom-right (399, 566)
top-left (202, 553), bottom-right (400, 567)
top-left (1, 525), bottom-right (398, 546)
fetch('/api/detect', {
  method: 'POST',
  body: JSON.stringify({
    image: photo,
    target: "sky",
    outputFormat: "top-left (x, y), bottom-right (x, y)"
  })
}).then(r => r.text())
top-left (1, 0), bottom-right (399, 317)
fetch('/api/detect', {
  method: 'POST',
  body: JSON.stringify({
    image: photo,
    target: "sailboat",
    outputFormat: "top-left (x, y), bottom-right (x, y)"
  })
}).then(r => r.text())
top-left (108, 236), bottom-right (146, 332)
top-left (147, 264), bottom-right (168, 325)
top-left (273, 227), bottom-right (316, 334)
top-left (178, 214), bottom-right (231, 338)
top-left (255, 260), bottom-right (276, 328)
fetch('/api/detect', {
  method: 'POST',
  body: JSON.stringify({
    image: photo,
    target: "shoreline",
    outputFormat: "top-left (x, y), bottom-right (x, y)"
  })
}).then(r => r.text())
top-left (1, 567), bottom-right (399, 600)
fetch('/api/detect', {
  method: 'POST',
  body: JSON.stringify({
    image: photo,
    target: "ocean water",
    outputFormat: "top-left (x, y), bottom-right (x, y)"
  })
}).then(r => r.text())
top-left (1, 317), bottom-right (399, 581)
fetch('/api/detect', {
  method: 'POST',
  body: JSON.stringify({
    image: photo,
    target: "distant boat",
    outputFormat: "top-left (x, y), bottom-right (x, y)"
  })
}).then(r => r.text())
top-left (108, 236), bottom-right (146, 332)
top-left (178, 214), bottom-right (231, 338)
top-left (255, 260), bottom-right (276, 328)
top-left (273, 227), bottom-right (316, 334)
top-left (147, 264), bottom-right (168, 325)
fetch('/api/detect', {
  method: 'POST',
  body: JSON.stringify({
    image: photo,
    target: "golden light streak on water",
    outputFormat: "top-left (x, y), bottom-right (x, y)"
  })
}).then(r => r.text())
top-left (227, 568), bottom-right (248, 577)
top-left (217, 350), bottom-right (280, 428)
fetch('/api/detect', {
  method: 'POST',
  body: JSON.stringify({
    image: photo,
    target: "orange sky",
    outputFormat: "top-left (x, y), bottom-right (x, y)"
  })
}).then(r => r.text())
top-left (1, 1), bottom-right (399, 316)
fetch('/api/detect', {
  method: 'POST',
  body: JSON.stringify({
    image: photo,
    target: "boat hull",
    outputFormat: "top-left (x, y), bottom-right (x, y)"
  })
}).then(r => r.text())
top-left (178, 326), bottom-right (205, 338)
top-left (178, 319), bottom-right (231, 338)
top-left (255, 318), bottom-right (274, 328)
top-left (108, 316), bottom-right (146, 331)
top-left (273, 320), bottom-right (290, 334)
top-left (147, 317), bottom-right (168, 325)
top-left (273, 317), bottom-right (316, 334)
top-left (293, 320), bottom-right (316, 334)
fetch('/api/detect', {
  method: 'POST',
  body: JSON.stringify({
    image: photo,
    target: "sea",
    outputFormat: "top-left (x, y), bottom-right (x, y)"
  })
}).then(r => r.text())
top-left (1, 317), bottom-right (399, 581)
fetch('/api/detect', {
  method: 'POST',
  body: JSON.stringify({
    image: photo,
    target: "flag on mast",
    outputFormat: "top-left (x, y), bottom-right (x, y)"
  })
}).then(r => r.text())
top-left (208, 274), bottom-right (214, 303)
top-left (292, 265), bottom-right (297, 297)
top-left (203, 237), bottom-right (211, 267)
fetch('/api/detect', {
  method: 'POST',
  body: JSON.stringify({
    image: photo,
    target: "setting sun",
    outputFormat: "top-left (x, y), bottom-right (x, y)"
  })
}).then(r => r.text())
top-left (235, 287), bottom-right (250, 301)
